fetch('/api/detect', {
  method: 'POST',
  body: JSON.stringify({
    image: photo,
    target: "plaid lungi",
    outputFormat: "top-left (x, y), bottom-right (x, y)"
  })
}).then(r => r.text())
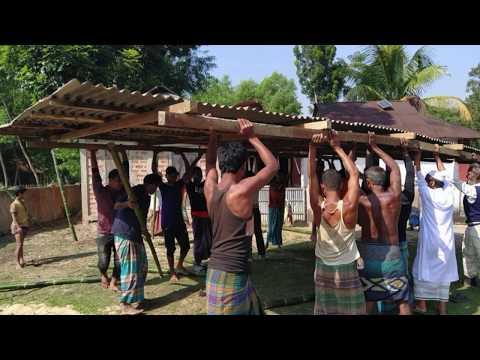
top-left (414, 279), bottom-right (450, 302)
top-left (314, 258), bottom-right (366, 315)
top-left (357, 242), bottom-right (410, 302)
top-left (206, 268), bottom-right (264, 315)
top-left (114, 235), bottom-right (148, 304)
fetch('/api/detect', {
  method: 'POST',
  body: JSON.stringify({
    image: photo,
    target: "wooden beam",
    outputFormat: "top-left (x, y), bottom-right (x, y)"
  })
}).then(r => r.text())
top-left (27, 140), bottom-right (205, 153)
top-left (30, 113), bottom-right (105, 124)
top-left (169, 100), bottom-right (311, 124)
top-left (389, 132), bottom-right (416, 140)
top-left (443, 143), bottom-right (464, 151)
top-left (48, 99), bottom-right (142, 115)
top-left (50, 111), bottom-right (160, 141)
top-left (293, 120), bottom-right (333, 130)
top-left (158, 112), bottom-right (332, 141)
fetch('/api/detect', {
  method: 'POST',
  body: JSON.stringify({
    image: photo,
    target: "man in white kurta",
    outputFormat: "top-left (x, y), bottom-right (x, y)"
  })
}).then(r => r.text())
top-left (412, 149), bottom-right (458, 314)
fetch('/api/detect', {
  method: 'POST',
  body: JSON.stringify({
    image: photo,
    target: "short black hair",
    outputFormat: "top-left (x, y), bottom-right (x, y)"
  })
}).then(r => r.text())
top-left (218, 142), bottom-right (248, 174)
top-left (365, 166), bottom-right (386, 186)
top-left (14, 186), bottom-right (26, 196)
top-left (144, 173), bottom-right (161, 185)
top-left (165, 166), bottom-right (179, 176)
top-left (108, 169), bottom-right (120, 181)
top-left (321, 169), bottom-right (342, 191)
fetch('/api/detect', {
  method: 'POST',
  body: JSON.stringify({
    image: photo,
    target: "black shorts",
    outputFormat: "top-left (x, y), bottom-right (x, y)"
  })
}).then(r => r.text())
top-left (163, 222), bottom-right (190, 257)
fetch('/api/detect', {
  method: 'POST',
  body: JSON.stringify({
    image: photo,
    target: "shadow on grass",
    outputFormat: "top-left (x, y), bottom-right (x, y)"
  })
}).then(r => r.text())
top-left (31, 251), bottom-right (97, 266)
top-left (143, 282), bottom-right (204, 312)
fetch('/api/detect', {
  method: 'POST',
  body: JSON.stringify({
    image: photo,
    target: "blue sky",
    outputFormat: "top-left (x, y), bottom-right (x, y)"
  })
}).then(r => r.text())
top-left (202, 45), bottom-right (480, 115)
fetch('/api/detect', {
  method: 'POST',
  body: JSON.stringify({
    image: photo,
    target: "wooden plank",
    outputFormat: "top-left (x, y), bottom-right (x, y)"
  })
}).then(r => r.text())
top-left (389, 132), bottom-right (416, 140)
top-left (443, 143), bottom-right (464, 151)
top-left (158, 111), bottom-right (332, 141)
top-left (27, 140), bottom-right (205, 153)
top-left (293, 120), bottom-right (333, 130)
top-left (49, 111), bottom-right (160, 141)
top-left (48, 99), bottom-right (140, 115)
top-left (176, 100), bottom-right (312, 125)
top-left (30, 113), bottom-right (105, 124)
top-left (168, 100), bottom-right (198, 114)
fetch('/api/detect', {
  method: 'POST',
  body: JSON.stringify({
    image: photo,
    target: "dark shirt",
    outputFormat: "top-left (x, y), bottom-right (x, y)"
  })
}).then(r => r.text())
top-left (186, 181), bottom-right (208, 213)
top-left (398, 153), bottom-right (415, 243)
top-left (111, 185), bottom-right (150, 243)
top-left (158, 180), bottom-right (185, 229)
top-left (208, 186), bottom-right (252, 273)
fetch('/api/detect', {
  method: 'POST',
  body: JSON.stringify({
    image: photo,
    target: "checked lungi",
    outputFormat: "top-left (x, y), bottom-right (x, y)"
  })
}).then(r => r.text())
top-left (114, 234), bottom-right (148, 304)
top-left (314, 258), bottom-right (366, 315)
top-left (206, 268), bottom-right (264, 315)
top-left (357, 242), bottom-right (410, 302)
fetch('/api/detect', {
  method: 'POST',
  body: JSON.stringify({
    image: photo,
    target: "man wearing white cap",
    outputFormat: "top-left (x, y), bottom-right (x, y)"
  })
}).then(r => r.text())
top-left (412, 146), bottom-right (459, 315)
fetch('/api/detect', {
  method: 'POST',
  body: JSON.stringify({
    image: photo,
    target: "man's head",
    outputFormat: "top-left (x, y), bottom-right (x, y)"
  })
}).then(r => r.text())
top-left (321, 169), bottom-right (342, 193)
top-left (218, 142), bottom-right (248, 179)
top-left (425, 171), bottom-right (445, 189)
top-left (192, 166), bottom-right (203, 183)
top-left (14, 185), bottom-right (27, 199)
top-left (364, 166), bottom-right (387, 192)
top-left (165, 166), bottom-right (179, 184)
top-left (108, 169), bottom-right (123, 191)
top-left (467, 163), bottom-right (480, 184)
top-left (143, 173), bottom-right (160, 194)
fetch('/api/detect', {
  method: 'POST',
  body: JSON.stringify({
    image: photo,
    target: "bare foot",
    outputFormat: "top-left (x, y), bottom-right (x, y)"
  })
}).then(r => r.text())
top-left (100, 275), bottom-right (110, 289)
top-left (170, 273), bottom-right (179, 283)
top-left (175, 267), bottom-right (189, 276)
top-left (120, 303), bottom-right (144, 315)
top-left (198, 289), bottom-right (206, 297)
top-left (16, 263), bottom-right (24, 270)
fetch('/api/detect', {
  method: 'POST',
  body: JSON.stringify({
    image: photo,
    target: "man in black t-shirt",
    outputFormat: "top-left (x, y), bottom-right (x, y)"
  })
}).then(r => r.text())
top-left (185, 165), bottom-right (213, 276)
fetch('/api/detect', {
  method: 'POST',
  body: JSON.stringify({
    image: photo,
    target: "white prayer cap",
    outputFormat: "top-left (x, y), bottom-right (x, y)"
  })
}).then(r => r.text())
top-left (427, 170), bottom-right (446, 182)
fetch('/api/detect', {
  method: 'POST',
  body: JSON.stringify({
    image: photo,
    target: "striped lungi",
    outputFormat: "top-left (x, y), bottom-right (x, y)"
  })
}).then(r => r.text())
top-left (357, 242), bottom-right (409, 302)
top-left (314, 258), bottom-right (366, 315)
top-left (414, 279), bottom-right (450, 302)
top-left (114, 234), bottom-right (148, 304)
top-left (206, 268), bottom-right (264, 315)
top-left (267, 207), bottom-right (285, 246)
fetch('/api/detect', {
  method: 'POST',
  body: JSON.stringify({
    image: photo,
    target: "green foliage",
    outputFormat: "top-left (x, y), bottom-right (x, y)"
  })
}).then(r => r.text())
top-left (192, 72), bottom-right (302, 114)
top-left (346, 45), bottom-right (448, 101)
top-left (466, 63), bottom-right (480, 124)
top-left (0, 45), bottom-right (216, 185)
top-left (293, 45), bottom-right (349, 107)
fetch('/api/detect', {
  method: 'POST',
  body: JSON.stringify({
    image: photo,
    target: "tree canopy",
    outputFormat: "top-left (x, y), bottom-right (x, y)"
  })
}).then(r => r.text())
top-left (293, 45), bottom-right (349, 108)
top-left (466, 63), bottom-right (480, 125)
top-left (192, 72), bottom-right (302, 114)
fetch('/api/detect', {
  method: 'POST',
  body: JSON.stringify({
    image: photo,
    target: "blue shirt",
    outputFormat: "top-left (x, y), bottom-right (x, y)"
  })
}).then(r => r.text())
top-left (158, 180), bottom-right (185, 229)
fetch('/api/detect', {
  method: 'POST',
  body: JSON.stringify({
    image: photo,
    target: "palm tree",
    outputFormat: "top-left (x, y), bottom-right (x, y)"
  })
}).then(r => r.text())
top-left (345, 45), bottom-right (473, 122)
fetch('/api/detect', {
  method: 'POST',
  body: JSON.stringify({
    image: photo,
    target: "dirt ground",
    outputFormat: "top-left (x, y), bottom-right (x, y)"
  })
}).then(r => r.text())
top-left (0, 220), bottom-right (479, 315)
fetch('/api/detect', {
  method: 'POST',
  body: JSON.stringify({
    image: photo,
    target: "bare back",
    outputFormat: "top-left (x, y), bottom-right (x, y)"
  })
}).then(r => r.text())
top-left (359, 190), bottom-right (400, 244)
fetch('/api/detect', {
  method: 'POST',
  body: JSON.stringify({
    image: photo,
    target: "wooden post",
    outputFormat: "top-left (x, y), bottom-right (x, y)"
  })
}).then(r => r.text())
top-left (17, 136), bottom-right (40, 186)
top-left (107, 144), bottom-right (164, 277)
top-left (51, 149), bottom-right (78, 242)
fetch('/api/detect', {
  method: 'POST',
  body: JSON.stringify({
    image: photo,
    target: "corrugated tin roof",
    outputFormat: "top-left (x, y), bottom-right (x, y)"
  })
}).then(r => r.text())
top-left (313, 101), bottom-right (480, 142)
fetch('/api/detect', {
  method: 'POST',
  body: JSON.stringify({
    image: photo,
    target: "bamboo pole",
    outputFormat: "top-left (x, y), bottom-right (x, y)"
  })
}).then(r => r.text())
top-left (107, 144), bottom-right (163, 277)
top-left (0, 276), bottom-right (100, 292)
top-left (151, 151), bottom-right (159, 237)
top-left (0, 149), bottom-right (8, 187)
top-left (50, 149), bottom-right (78, 242)
top-left (16, 136), bottom-right (40, 186)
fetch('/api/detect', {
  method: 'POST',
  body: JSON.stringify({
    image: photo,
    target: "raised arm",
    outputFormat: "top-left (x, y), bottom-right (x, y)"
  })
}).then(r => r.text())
top-left (308, 136), bottom-right (323, 225)
top-left (119, 148), bottom-right (130, 179)
top-left (181, 151), bottom-right (203, 183)
top-left (151, 150), bottom-right (159, 174)
top-left (368, 133), bottom-right (401, 196)
top-left (329, 131), bottom-right (360, 226)
top-left (433, 144), bottom-right (446, 172)
top-left (204, 130), bottom-right (219, 208)
top-left (236, 119), bottom-right (279, 194)
top-left (401, 139), bottom-right (415, 203)
top-left (90, 150), bottom-right (103, 194)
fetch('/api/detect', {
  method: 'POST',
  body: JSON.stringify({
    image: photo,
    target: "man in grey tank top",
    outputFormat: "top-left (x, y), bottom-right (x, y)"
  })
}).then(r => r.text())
top-left (203, 101), bottom-right (279, 315)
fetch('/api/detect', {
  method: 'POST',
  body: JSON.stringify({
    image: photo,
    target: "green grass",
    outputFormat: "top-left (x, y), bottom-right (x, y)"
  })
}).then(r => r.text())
top-left (0, 222), bottom-right (479, 315)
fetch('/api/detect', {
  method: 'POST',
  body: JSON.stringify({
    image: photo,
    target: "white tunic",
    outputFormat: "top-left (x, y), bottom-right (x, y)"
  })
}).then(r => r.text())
top-left (412, 170), bottom-right (459, 284)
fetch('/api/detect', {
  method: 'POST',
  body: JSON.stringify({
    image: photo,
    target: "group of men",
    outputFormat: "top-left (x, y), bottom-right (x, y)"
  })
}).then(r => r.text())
top-left (309, 130), bottom-right (480, 315)
top-left (10, 99), bottom-right (480, 316)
